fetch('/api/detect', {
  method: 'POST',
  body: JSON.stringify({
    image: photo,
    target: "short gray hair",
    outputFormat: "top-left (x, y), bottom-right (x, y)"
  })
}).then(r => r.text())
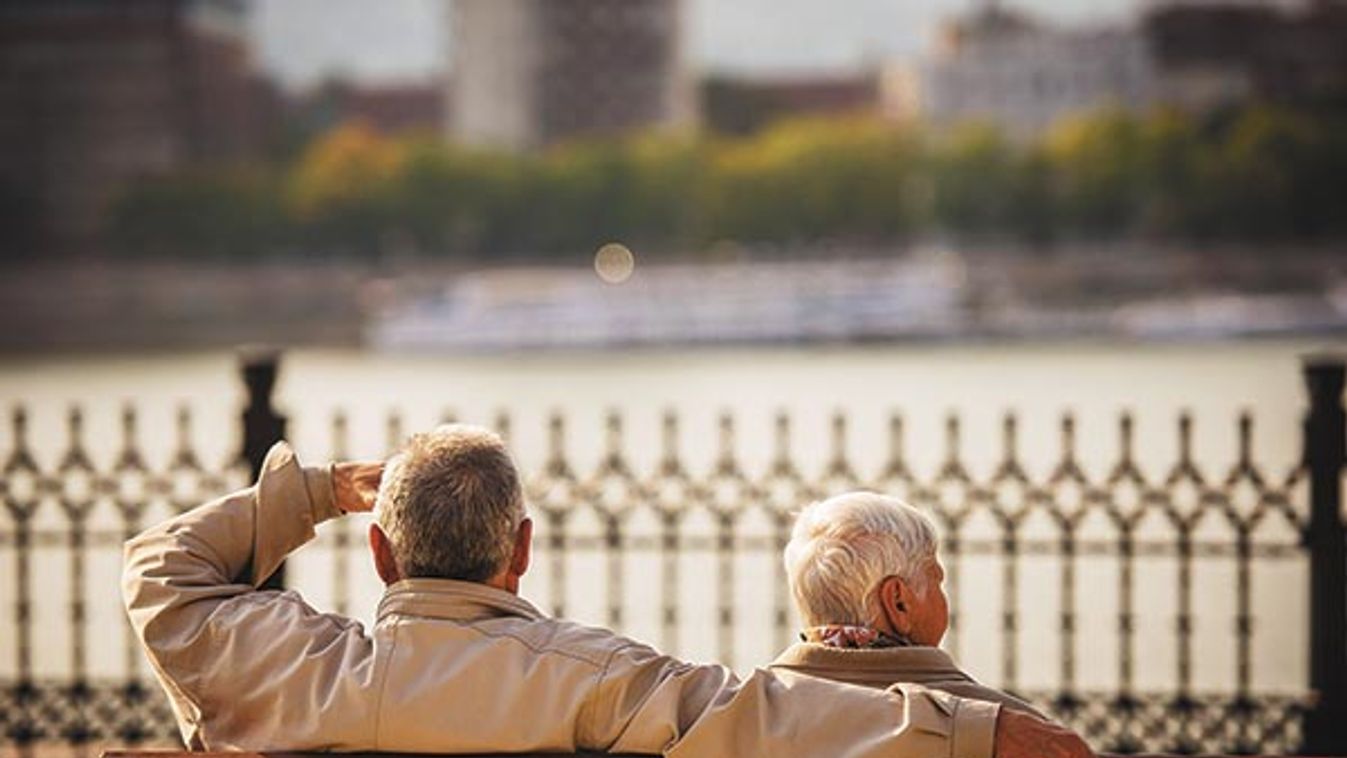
top-left (375, 424), bottom-right (526, 582)
top-left (783, 491), bottom-right (939, 627)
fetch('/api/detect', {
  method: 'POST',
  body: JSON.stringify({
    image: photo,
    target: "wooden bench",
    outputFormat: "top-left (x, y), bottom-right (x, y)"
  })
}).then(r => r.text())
top-left (103, 753), bottom-right (622, 758)
top-left (101, 751), bottom-right (1336, 758)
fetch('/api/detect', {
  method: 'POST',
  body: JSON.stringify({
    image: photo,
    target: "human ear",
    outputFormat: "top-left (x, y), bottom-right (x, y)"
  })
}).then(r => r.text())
top-left (878, 575), bottom-right (913, 636)
top-left (369, 523), bottom-right (402, 585)
top-left (510, 518), bottom-right (533, 577)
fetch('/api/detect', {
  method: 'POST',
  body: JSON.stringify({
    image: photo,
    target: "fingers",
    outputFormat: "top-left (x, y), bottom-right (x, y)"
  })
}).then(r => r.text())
top-left (334, 461), bottom-right (385, 513)
top-left (354, 462), bottom-right (384, 492)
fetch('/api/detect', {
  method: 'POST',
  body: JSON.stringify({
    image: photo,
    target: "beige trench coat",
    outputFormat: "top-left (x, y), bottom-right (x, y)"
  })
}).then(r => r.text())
top-left (122, 442), bottom-right (999, 756)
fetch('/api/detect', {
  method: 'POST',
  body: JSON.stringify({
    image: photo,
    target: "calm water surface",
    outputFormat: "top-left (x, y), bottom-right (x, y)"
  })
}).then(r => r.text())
top-left (0, 340), bottom-right (1333, 473)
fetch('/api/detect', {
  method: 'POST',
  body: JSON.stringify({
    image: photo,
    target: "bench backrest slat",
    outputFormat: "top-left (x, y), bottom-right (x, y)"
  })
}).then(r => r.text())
top-left (101, 752), bottom-right (1335, 758)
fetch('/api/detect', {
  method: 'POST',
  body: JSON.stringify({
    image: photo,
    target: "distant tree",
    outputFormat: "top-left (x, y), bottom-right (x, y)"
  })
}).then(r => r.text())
top-left (98, 101), bottom-right (1347, 261)
top-left (1042, 110), bottom-right (1149, 237)
top-left (1216, 106), bottom-right (1342, 239)
top-left (703, 116), bottom-right (923, 246)
top-left (390, 141), bottom-right (527, 257)
top-left (619, 133), bottom-right (711, 252)
top-left (286, 121), bottom-right (407, 257)
top-left (1004, 148), bottom-right (1056, 245)
top-left (927, 123), bottom-right (1023, 237)
top-left (1130, 108), bottom-right (1203, 238)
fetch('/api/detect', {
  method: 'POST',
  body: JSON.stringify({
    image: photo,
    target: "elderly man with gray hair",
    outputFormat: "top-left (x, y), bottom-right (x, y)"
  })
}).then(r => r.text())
top-left (125, 424), bottom-right (1092, 757)
top-left (772, 490), bottom-right (1056, 720)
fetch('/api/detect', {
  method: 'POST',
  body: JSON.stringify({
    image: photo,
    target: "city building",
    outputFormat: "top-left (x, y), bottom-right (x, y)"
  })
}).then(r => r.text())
top-left (1145, 0), bottom-right (1347, 111)
top-left (885, 2), bottom-right (1154, 138)
top-left (448, 0), bottom-right (694, 151)
top-left (0, 0), bottom-right (271, 254)
top-left (886, 0), bottom-right (1347, 138)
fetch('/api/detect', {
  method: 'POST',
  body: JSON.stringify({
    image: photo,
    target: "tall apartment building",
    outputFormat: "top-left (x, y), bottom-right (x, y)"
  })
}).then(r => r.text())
top-left (449, 0), bottom-right (694, 151)
top-left (0, 0), bottom-right (270, 254)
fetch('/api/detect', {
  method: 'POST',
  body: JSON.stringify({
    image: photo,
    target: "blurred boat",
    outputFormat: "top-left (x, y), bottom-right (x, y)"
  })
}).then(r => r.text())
top-left (1111, 292), bottom-right (1347, 340)
top-left (370, 258), bottom-right (971, 351)
top-left (369, 258), bottom-right (1347, 351)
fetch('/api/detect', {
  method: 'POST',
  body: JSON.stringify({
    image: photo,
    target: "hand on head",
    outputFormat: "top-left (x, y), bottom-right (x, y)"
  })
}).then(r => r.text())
top-left (334, 461), bottom-right (385, 513)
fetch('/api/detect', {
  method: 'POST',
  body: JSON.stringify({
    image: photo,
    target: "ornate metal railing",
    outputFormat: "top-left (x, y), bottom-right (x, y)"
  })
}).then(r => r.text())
top-left (1, 354), bottom-right (1344, 755)
top-left (511, 407), bottom-right (1313, 754)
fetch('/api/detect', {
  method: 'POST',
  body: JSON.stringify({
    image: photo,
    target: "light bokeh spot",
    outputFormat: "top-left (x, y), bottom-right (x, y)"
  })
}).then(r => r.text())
top-left (594, 243), bottom-right (636, 284)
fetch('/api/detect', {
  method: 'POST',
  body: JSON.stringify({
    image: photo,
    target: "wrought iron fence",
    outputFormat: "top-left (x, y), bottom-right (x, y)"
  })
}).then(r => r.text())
top-left (2, 354), bottom-right (1344, 755)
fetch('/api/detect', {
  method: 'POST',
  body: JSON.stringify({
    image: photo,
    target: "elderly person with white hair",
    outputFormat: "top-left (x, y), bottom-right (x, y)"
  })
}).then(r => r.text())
top-left (771, 490), bottom-right (1053, 719)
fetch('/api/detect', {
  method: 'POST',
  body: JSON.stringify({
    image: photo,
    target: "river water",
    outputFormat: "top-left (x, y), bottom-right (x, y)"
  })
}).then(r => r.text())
top-left (1, 340), bottom-right (1331, 473)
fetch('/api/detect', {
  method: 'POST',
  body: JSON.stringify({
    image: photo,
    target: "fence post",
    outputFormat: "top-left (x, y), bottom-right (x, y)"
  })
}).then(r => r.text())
top-left (240, 349), bottom-right (288, 591)
top-left (1302, 356), bottom-right (1347, 755)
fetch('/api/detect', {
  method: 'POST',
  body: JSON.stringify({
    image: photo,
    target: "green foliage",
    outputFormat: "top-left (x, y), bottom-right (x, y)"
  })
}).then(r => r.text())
top-left (927, 124), bottom-right (1028, 236)
top-left (1044, 110), bottom-right (1150, 236)
top-left (707, 117), bottom-right (922, 243)
top-left (106, 104), bottom-right (1347, 260)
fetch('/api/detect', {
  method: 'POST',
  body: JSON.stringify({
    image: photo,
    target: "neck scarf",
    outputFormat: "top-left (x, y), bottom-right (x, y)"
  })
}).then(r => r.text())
top-left (801, 624), bottom-right (911, 649)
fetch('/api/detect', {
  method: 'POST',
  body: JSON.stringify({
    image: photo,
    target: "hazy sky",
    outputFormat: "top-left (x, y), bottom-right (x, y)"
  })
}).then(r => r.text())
top-left (252, 0), bottom-right (1142, 91)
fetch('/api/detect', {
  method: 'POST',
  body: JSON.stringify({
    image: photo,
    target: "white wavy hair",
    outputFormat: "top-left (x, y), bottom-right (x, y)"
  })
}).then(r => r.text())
top-left (783, 491), bottom-right (940, 627)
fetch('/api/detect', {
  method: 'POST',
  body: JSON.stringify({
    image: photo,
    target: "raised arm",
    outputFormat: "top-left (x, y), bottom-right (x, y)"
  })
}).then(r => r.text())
top-left (122, 442), bottom-right (381, 750)
top-left (574, 638), bottom-right (994, 757)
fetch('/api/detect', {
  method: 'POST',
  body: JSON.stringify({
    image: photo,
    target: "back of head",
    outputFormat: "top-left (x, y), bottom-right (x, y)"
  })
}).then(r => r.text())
top-left (375, 424), bottom-right (525, 582)
top-left (783, 491), bottom-right (938, 627)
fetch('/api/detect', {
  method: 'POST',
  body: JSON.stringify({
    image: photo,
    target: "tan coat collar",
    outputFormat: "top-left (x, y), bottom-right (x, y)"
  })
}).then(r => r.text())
top-left (772, 642), bottom-right (976, 685)
top-left (377, 577), bottom-right (545, 623)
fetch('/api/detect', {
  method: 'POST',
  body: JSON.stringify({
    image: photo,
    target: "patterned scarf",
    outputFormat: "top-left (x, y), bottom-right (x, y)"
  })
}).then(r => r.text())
top-left (801, 624), bottom-right (911, 649)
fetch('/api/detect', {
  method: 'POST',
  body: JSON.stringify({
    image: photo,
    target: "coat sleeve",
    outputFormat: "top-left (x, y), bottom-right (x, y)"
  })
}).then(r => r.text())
top-left (121, 442), bottom-right (376, 751)
top-left (581, 640), bottom-right (1001, 758)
